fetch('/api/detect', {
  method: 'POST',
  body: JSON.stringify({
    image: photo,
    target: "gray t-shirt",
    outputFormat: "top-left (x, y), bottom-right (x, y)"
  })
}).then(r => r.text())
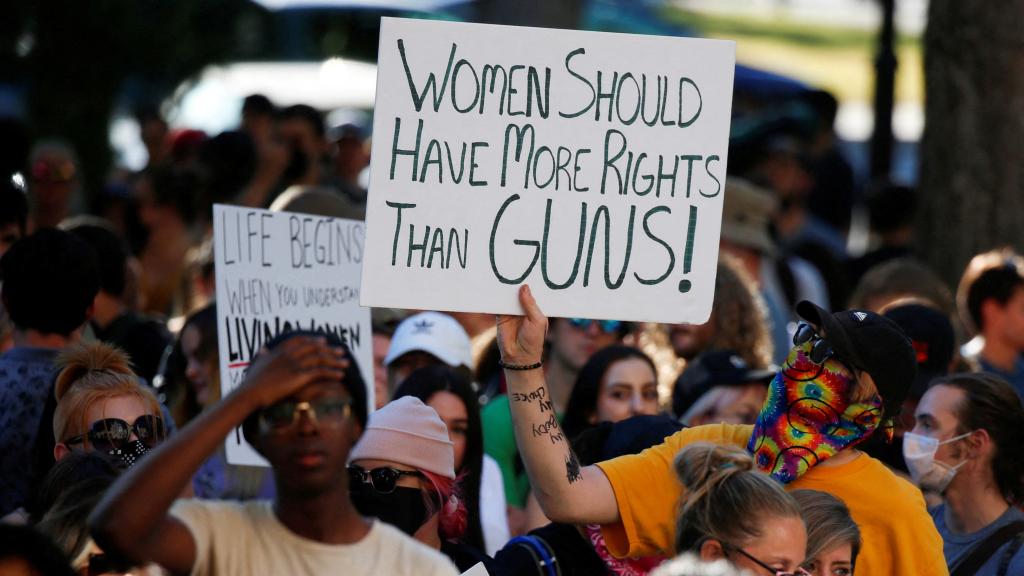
top-left (931, 504), bottom-right (1024, 575)
top-left (172, 499), bottom-right (458, 576)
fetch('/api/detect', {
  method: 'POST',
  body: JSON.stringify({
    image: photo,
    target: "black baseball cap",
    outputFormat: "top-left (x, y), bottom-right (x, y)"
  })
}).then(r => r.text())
top-left (796, 301), bottom-right (917, 420)
top-left (882, 304), bottom-right (955, 400)
top-left (672, 349), bottom-right (777, 418)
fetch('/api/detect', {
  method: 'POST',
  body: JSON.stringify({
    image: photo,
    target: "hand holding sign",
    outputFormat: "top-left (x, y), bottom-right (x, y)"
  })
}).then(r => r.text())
top-left (495, 285), bottom-right (548, 367)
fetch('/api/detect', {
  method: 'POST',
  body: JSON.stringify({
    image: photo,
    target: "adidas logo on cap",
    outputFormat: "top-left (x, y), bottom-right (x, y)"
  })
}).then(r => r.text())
top-left (852, 311), bottom-right (868, 322)
top-left (412, 319), bottom-right (434, 334)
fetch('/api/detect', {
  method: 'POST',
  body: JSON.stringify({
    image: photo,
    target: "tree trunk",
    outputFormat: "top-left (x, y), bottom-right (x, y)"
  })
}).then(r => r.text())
top-left (918, 1), bottom-right (1024, 286)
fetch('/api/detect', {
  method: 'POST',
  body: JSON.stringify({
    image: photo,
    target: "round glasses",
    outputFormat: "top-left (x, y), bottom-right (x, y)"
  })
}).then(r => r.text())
top-left (65, 415), bottom-right (165, 452)
top-left (348, 465), bottom-right (423, 494)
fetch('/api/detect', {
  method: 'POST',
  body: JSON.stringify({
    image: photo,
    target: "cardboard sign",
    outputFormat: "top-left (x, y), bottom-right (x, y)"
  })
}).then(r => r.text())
top-left (213, 204), bottom-right (372, 466)
top-left (361, 18), bottom-right (735, 323)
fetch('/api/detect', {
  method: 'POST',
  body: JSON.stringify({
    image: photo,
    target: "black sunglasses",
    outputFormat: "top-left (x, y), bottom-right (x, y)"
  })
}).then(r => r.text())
top-left (65, 415), bottom-right (165, 452)
top-left (792, 323), bottom-right (840, 366)
top-left (348, 465), bottom-right (423, 494)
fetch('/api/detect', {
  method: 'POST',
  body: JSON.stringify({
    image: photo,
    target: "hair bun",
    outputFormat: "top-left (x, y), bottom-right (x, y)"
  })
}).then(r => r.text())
top-left (675, 443), bottom-right (754, 492)
top-left (55, 342), bottom-right (135, 401)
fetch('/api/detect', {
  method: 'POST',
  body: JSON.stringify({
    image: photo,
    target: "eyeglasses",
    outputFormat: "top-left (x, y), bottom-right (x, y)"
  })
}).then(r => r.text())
top-left (65, 415), bottom-right (165, 452)
top-left (726, 545), bottom-right (811, 576)
top-left (568, 318), bottom-right (622, 333)
top-left (348, 465), bottom-right (423, 494)
top-left (258, 397), bottom-right (351, 434)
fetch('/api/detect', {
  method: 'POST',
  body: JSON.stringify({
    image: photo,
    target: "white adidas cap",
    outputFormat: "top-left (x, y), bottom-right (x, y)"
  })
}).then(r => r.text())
top-left (383, 311), bottom-right (474, 369)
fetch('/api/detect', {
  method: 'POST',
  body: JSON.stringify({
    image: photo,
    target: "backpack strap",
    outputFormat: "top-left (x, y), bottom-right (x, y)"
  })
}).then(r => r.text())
top-left (997, 530), bottom-right (1024, 576)
top-left (951, 520), bottom-right (1024, 576)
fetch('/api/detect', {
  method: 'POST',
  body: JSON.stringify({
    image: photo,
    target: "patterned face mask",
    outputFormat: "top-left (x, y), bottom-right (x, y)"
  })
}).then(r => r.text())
top-left (747, 338), bottom-right (884, 484)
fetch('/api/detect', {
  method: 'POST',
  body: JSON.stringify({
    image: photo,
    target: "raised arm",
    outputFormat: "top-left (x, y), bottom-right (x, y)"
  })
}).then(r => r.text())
top-left (495, 285), bottom-right (620, 525)
top-left (90, 337), bottom-right (347, 576)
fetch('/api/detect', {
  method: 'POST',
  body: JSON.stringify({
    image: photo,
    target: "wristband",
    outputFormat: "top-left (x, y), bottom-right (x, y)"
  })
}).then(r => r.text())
top-left (499, 359), bottom-right (543, 371)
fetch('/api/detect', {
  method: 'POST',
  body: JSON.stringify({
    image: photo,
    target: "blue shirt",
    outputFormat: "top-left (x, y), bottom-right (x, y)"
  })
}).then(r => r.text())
top-left (931, 504), bottom-right (1024, 575)
top-left (0, 347), bottom-right (59, 515)
top-left (977, 356), bottom-right (1024, 401)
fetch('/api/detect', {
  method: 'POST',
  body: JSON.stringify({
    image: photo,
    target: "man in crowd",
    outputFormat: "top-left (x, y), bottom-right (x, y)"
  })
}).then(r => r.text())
top-left (65, 219), bottom-right (171, 384)
top-left (90, 332), bottom-right (457, 576)
top-left (278, 104), bottom-right (330, 188)
top-left (958, 250), bottom-right (1024, 398)
top-left (908, 373), bottom-right (1024, 574)
top-left (497, 285), bottom-right (947, 575)
top-left (0, 229), bottom-right (99, 516)
top-left (383, 311), bottom-right (474, 399)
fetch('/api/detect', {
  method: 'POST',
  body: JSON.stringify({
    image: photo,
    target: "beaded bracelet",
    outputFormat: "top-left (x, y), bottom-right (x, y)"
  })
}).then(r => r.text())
top-left (498, 359), bottom-right (543, 371)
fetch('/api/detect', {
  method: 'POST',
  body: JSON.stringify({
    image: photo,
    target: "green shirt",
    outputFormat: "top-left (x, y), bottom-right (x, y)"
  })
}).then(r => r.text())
top-left (481, 394), bottom-right (564, 508)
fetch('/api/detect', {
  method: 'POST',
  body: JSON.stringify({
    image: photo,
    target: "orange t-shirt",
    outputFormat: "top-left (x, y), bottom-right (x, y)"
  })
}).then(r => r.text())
top-left (596, 423), bottom-right (948, 576)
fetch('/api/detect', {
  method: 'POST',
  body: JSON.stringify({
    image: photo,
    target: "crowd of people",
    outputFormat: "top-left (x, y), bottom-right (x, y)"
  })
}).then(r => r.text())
top-left (2, 88), bottom-right (1024, 576)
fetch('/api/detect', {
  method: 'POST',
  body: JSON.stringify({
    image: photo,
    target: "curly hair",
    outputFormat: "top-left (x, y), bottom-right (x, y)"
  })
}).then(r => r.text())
top-left (705, 254), bottom-right (773, 369)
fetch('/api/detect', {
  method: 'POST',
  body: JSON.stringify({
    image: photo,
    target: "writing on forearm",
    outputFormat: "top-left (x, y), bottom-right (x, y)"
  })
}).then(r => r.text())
top-left (509, 377), bottom-right (582, 489)
top-left (512, 387), bottom-right (554, 413)
top-left (532, 413), bottom-right (564, 444)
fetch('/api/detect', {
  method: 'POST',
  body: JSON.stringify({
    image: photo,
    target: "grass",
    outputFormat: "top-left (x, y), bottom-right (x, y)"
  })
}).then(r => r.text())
top-left (662, 7), bottom-right (923, 103)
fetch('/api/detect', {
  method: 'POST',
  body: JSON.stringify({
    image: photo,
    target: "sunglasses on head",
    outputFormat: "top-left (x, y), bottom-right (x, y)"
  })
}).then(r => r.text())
top-left (568, 318), bottom-right (622, 333)
top-left (792, 323), bottom-right (842, 366)
top-left (65, 415), bottom-right (165, 452)
top-left (258, 397), bottom-right (351, 434)
top-left (725, 545), bottom-right (811, 576)
top-left (348, 464), bottom-right (423, 494)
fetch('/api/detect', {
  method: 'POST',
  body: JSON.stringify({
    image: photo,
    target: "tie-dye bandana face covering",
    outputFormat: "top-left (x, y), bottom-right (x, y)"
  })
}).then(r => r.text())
top-left (747, 339), bottom-right (884, 484)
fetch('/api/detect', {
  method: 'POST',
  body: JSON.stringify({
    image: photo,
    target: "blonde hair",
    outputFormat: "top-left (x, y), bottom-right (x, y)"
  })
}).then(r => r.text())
top-left (791, 489), bottom-right (860, 566)
top-left (53, 341), bottom-right (161, 444)
top-left (674, 443), bottom-right (801, 553)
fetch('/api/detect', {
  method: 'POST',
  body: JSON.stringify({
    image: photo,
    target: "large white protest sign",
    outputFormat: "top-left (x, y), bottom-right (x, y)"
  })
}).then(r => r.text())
top-left (361, 18), bottom-right (735, 323)
top-left (214, 204), bottom-right (372, 466)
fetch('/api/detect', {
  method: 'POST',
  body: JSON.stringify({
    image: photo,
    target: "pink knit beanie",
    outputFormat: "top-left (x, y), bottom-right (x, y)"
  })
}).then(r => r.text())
top-left (349, 396), bottom-right (456, 479)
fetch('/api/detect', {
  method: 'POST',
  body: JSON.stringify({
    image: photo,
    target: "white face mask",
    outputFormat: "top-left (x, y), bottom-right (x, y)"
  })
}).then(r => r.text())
top-left (902, 431), bottom-right (973, 492)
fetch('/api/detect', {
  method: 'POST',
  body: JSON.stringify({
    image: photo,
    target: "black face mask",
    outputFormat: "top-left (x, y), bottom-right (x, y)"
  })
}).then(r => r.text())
top-left (350, 484), bottom-right (429, 536)
top-left (109, 439), bottom-right (150, 469)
